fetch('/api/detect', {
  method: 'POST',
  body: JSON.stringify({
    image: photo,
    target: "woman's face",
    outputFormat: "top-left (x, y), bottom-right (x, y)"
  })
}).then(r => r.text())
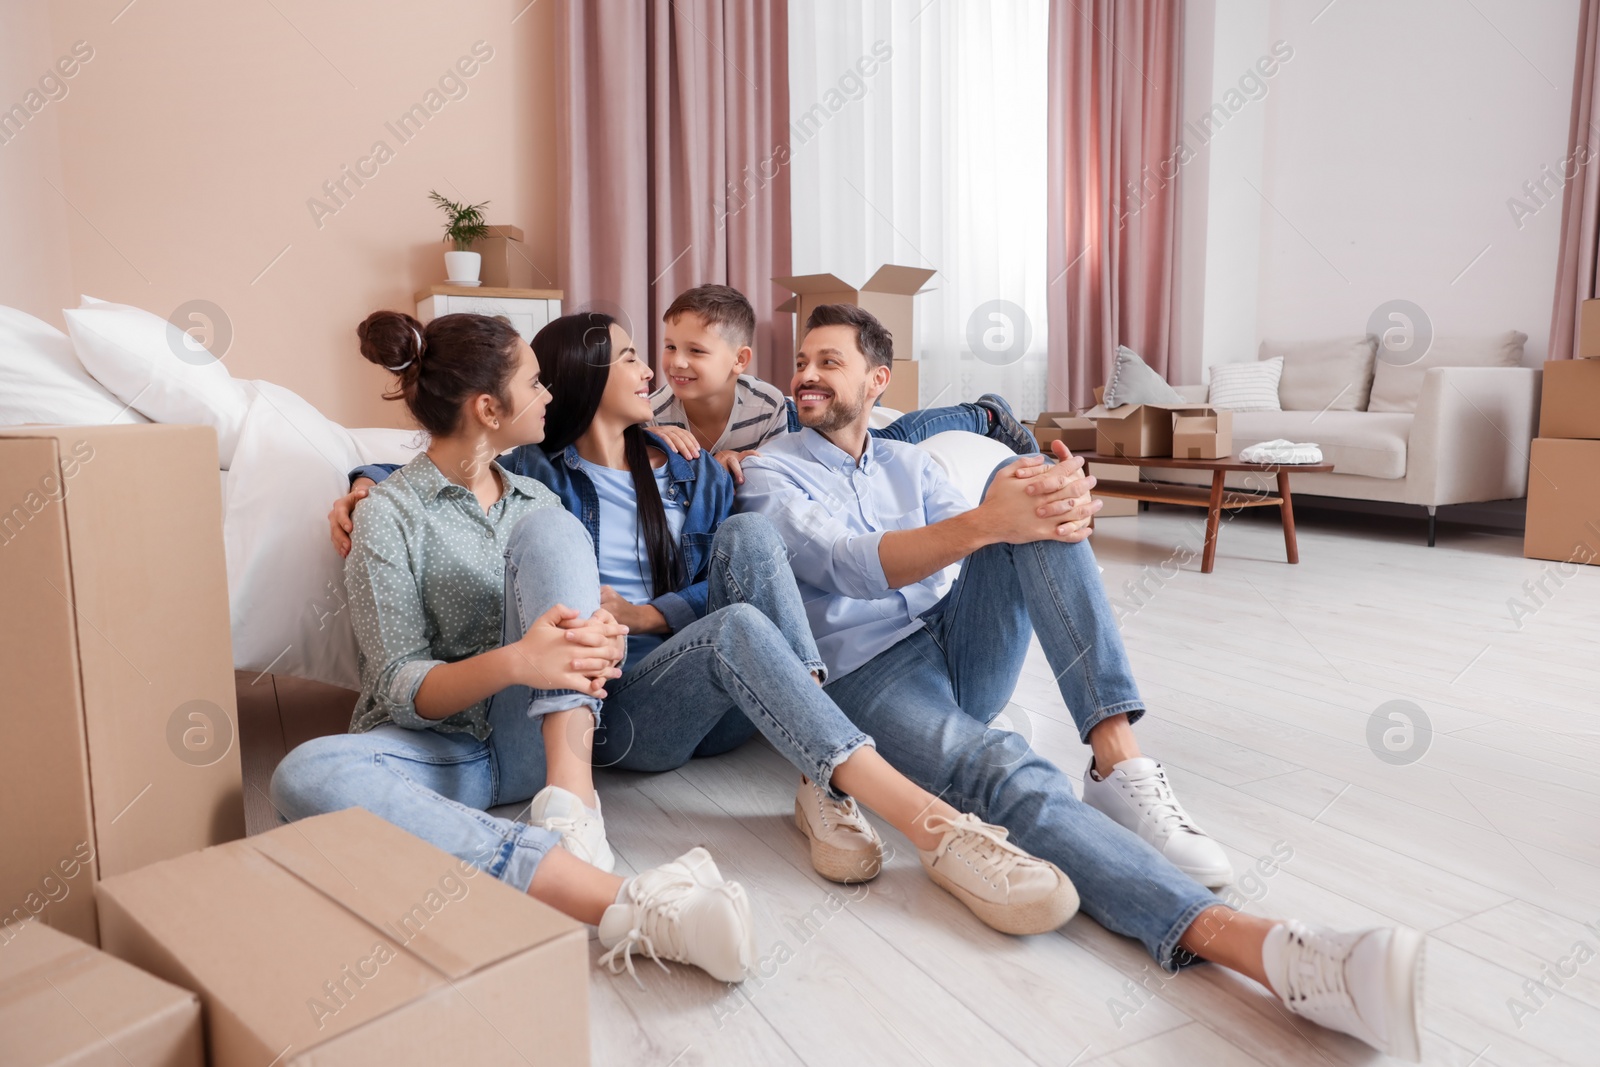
top-left (596, 323), bottom-right (654, 425)
top-left (494, 339), bottom-right (549, 447)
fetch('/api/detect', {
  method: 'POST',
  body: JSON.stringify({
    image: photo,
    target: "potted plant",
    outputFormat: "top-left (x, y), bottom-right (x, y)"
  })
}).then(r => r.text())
top-left (428, 190), bottom-right (491, 286)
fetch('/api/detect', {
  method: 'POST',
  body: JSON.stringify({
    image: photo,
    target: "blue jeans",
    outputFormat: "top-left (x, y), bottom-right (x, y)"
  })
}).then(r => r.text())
top-left (271, 509), bottom-right (872, 891)
top-left (821, 531), bottom-right (1221, 970)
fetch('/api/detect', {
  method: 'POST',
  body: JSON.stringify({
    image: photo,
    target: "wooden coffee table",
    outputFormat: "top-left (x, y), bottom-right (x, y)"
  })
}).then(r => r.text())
top-left (1076, 452), bottom-right (1335, 573)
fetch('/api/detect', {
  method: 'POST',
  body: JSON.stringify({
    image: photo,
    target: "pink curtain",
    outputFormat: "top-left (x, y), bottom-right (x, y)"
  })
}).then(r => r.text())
top-left (1045, 0), bottom-right (1184, 410)
top-left (556, 0), bottom-right (792, 380)
top-left (1550, 0), bottom-right (1600, 361)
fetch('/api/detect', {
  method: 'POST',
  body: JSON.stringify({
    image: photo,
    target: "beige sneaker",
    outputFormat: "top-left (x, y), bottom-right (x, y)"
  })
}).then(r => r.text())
top-left (794, 777), bottom-right (884, 883)
top-left (919, 813), bottom-right (1079, 935)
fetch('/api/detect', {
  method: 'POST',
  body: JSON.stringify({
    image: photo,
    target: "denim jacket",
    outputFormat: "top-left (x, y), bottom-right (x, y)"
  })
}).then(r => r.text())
top-left (352, 431), bottom-right (734, 633)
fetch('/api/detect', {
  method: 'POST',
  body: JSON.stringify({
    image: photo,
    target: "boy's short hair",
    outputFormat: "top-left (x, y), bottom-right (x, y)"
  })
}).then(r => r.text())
top-left (663, 284), bottom-right (755, 350)
top-left (804, 303), bottom-right (893, 369)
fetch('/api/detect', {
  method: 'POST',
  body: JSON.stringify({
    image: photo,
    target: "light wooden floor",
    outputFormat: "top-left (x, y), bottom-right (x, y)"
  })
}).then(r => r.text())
top-left (241, 505), bottom-right (1600, 1066)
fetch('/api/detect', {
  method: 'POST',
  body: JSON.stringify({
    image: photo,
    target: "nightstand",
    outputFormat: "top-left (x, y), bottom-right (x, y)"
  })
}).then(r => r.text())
top-left (414, 285), bottom-right (564, 341)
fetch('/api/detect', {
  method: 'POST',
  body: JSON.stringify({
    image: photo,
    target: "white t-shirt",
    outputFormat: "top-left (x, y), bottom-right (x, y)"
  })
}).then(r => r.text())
top-left (649, 374), bottom-right (790, 453)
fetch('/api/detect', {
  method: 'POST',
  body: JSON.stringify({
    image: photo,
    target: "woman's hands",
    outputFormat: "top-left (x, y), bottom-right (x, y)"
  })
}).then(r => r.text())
top-left (599, 585), bottom-right (671, 634)
top-left (510, 604), bottom-right (629, 697)
top-left (329, 477), bottom-right (377, 558)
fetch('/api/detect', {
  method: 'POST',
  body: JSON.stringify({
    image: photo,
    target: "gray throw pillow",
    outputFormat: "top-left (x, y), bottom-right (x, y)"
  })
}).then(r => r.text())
top-left (1103, 345), bottom-right (1182, 407)
top-left (1259, 336), bottom-right (1378, 411)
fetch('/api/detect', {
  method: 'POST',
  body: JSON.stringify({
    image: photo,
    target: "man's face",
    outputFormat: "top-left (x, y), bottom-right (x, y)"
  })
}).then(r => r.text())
top-left (790, 323), bottom-right (885, 433)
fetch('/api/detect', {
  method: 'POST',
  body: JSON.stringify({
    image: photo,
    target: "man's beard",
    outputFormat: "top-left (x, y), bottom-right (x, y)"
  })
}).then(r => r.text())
top-left (798, 383), bottom-right (868, 433)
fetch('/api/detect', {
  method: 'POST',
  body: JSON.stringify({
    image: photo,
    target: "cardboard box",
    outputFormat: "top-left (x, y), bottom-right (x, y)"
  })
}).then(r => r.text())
top-left (1028, 412), bottom-right (1098, 452)
top-left (0, 920), bottom-right (202, 1066)
top-left (1084, 460), bottom-right (1140, 516)
top-left (776, 265), bottom-right (937, 362)
top-left (96, 808), bottom-right (590, 1067)
top-left (1580, 298), bottom-right (1600, 358)
top-left (1171, 411), bottom-right (1235, 460)
top-left (0, 426), bottom-right (244, 946)
top-left (1081, 401), bottom-right (1217, 459)
top-left (880, 358), bottom-right (920, 412)
top-left (473, 225), bottom-right (535, 290)
top-left (1539, 359), bottom-right (1600, 439)
top-left (1524, 438), bottom-right (1600, 565)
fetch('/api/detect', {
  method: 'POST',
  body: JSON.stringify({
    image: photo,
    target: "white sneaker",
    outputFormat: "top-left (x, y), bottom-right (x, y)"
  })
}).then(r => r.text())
top-left (528, 785), bottom-right (615, 873)
top-left (1264, 920), bottom-right (1424, 1061)
top-left (1082, 757), bottom-right (1233, 887)
top-left (598, 847), bottom-right (756, 984)
top-left (919, 813), bottom-right (1079, 935)
top-left (794, 776), bottom-right (884, 883)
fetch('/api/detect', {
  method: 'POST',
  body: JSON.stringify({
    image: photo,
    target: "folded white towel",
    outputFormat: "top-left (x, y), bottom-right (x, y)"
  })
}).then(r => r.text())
top-left (1238, 439), bottom-right (1324, 465)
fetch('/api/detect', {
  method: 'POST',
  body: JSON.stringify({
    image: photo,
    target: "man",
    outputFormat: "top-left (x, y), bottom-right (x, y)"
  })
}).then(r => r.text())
top-left (734, 303), bottom-right (1426, 1060)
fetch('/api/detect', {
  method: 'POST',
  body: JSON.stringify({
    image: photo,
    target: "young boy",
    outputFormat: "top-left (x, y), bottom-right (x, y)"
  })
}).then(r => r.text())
top-left (648, 284), bottom-right (1037, 482)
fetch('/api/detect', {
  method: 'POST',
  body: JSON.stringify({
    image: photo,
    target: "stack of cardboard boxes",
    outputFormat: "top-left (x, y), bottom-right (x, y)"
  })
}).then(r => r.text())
top-left (776, 265), bottom-right (936, 413)
top-left (1524, 301), bottom-right (1600, 565)
top-left (1, 425), bottom-right (588, 1066)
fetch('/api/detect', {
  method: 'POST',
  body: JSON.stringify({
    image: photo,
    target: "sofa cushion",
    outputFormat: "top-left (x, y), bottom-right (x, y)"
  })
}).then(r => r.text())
top-left (1228, 410), bottom-right (1413, 479)
top-left (1368, 331), bottom-right (1525, 413)
top-left (1259, 336), bottom-right (1377, 411)
top-left (1104, 345), bottom-right (1183, 406)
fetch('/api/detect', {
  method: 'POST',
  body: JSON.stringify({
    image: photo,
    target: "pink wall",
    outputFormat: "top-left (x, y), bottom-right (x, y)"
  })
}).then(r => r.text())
top-left (10, 0), bottom-right (560, 427)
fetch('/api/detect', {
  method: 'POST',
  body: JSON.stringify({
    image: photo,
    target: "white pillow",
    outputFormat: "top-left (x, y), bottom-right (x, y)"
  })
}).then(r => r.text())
top-left (1367, 331), bottom-right (1526, 413)
top-left (1260, 336), bottom-right (1377, 412)
top-left (1208, 357), bottom-right (1284, 412)
top-left (0, 305), bottom-right (151, 426)
top-left (65, 297), bottom-right (252, 467)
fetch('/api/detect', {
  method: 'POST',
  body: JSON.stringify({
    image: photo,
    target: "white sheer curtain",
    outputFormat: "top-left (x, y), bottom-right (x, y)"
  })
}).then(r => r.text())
top-left (788, 0), bottom-right (1050, 418)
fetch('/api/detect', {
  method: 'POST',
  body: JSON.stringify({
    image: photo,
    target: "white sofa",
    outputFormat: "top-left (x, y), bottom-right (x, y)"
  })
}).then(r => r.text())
top-left (1140, 366), bottom-right (1541, 544)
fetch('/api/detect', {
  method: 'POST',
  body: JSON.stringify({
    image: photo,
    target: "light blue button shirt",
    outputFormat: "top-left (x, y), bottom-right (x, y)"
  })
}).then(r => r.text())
top-left (736, 428), bottom-right (970, 677)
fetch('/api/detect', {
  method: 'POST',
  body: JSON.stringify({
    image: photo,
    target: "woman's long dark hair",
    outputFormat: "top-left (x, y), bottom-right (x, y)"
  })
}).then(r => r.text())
top-left (533, 312), bottom-right (684, 599)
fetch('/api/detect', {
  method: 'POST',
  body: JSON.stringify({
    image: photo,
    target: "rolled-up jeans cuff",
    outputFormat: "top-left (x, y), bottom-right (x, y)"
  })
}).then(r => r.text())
top-left (526, 691), bottom-right (603, 722)
top-left (803, 657), bottom-right (828, 684)
top-left (1156, 895), bottom-right (1231, 974)
top-left (814, 734), bottom-right (873, 799)
top-left (495, 824), bottom-right (563, 893)
top-left (1077, 699), bottom-right (1145, 743)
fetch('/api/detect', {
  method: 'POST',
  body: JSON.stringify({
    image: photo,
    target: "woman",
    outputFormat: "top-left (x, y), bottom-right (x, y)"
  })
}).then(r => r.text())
top-left (272, 312), bottom-right (756, 983)
top-left (334, 311), bottom-right (1081, 940)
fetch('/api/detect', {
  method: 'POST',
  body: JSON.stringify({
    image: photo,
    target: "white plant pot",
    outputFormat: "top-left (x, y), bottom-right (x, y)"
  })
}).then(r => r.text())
top-left (444, 250), bottom-right (482, 284)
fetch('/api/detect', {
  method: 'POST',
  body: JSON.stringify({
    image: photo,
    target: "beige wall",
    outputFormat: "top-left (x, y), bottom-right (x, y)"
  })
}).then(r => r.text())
top-left (9, 0), bottom-right (560, 427)
top-left (0, 2), bottom-right (79, 325)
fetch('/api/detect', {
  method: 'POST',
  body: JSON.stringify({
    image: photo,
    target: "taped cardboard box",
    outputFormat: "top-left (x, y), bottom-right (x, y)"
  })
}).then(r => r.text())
top-left (0, 920), bottom-right (202, 1067)
top-left (1171, 411), bottom-right (1235, 460)
top-left (1524, 438), bottom-right (1600, 565)
top-left (1082, 401), bottom-right (1217, 459)
top-left (776, 265), bottom-right (937, 362)
top-left (1538, 359), bottom-right (1600, 439)
top-left (1580, 298), bottom-right (1600, 358)
top-left (96, 808), bottom-right (590, 1067)
top-left (0, 425), bottom-right (244, 947)
top-left (880, 359), bottom-right (920, 412)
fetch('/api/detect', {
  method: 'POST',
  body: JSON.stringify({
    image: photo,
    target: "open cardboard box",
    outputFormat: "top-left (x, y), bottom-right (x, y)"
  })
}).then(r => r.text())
top-left (1027, 411), bottom-right (1098, 452)
top-left (776, 265), bottom-right (937, 363)
top-left (1081, 399), bottom-right (1218, 459)
top-left (96, 807), bottom-right (590, 1066)
top-left (0, 920), bottom-right (202, 1067)
top-left (0, 425), bottom-right (244, 946)
top-left (880, 359), bottom-right (920, 411)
